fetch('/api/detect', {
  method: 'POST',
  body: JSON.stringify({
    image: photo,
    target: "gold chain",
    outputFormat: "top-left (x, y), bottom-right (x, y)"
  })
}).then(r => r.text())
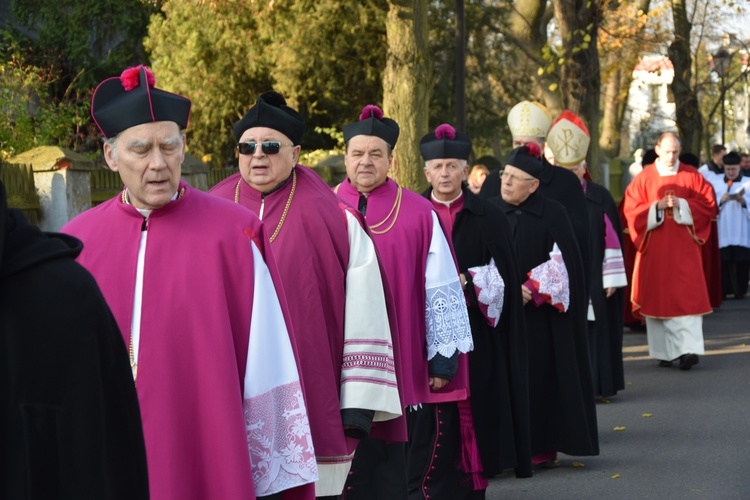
top-left (235, 170), bottom-right (296, 243)
top-left (333, 183), bottom-right (402, 235)
top-left (120, 187), bottom-right (185, 204)
top-left (369, 185), bottom-right (402, 235)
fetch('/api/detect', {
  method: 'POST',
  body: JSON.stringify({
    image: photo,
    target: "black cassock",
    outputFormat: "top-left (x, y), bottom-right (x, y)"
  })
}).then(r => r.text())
top-left (492, 192), bottom-right (599, 458)
top-left (1, 191), bottom-right (149, 500)
top-left (409, 188), bottom-right (531, 500)
top-left (441, 188), bottom-right (533, 479)
top-left (585, 181), bottom-right (626, 398)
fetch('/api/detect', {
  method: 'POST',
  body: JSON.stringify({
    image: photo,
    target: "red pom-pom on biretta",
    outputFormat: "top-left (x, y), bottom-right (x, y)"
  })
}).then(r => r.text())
top-left (120, 65), bottom-right (156, 92)
top-left (359, 104), bottom-right (384, 121)
top-left (435, 123), bottom-right (456, 140)
top-left (526, 141), bottom-right (542, 159)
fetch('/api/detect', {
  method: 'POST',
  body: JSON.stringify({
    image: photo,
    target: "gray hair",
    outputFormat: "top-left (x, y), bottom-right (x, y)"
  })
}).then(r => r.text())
top-left (102, 131), bottom-right (185, 161)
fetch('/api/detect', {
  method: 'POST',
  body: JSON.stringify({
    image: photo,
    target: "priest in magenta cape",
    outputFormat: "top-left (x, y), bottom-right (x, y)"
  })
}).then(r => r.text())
top-left (210, 91), bottom-right (401, 498)
top-left (63, 66), bottom-right (317, 500)
top-left (546, 111), bottom-right (628, 399)
top-left (622, 132), bottom-right (716, 370)
top-left (419, 123), bottom-right (532, 497)
top-left (491, 143), bottom-right (599, 468)
top-left (336, 105), bottom-right (473, 500)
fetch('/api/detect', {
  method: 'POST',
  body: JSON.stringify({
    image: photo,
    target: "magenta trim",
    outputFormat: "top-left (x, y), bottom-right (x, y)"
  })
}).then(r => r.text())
top-left (421, 405), bottom-right (441, 496)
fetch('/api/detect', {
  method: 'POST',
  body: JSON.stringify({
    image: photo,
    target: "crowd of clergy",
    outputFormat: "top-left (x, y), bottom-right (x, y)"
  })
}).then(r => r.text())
top-left (4, 63), bottom-right (746, 500)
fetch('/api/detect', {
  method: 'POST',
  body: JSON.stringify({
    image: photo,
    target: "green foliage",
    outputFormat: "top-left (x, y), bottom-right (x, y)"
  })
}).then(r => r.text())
top-left (0, 40), bottom-right (89, 160)
top-left (9, 0), bottom-right (159, 95)
top-left (427, 1), bottom-right (528, 159)
top-left (146, 0), bottom-right (388, 167)
top-left (145, 0), bottom-right (275, 167)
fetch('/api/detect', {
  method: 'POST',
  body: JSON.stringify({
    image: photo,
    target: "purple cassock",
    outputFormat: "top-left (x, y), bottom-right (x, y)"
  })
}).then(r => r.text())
top-left (336, 178), bottom-right (473, 440)
top-left (63, 181), bottom-right (318, 500)
top-left (211, 165), bottom-right (401, 495)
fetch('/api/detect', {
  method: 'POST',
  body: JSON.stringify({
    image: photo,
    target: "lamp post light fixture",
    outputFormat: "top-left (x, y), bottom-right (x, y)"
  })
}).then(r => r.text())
top-left (712, 47), bottom-right (732, 145)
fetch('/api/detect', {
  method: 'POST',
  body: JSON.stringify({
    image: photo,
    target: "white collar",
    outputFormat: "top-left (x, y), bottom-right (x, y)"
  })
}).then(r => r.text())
top-left (430, 190), bottom-right (463, 207)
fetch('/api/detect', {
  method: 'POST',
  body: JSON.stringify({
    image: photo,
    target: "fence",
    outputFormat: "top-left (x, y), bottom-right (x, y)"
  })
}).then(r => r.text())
top-left (207, 168), bottom-right (238, 190)
top-left (90, 168), bottom-right (124, 206)
top-left (1, 162), bottom-right (40, 225)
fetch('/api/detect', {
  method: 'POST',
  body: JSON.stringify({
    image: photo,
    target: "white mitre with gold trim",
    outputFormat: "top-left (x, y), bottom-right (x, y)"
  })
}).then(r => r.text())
top-left (546, 110), bottom-right (590, 167)
top-left (507, 101), bottom-right (553, 139)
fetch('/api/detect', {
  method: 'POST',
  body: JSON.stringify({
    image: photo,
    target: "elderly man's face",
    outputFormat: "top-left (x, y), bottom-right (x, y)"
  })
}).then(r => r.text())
top-left (344, 135), bottom-right (392, 193)
top-left (725, 163), bottom-right (741, 180)
top-left (500, 164), bottom-right (539, 206)
top-left (424, 158), bottom-right (468, 201)
top-left (740, 156), bottom-right (750, 171)
top-left (655, 136), bottom-right (681, 169)
top-left (104, 121), bottom-right (184, 210)
top-left (238, 126), bottom-right (300, 192)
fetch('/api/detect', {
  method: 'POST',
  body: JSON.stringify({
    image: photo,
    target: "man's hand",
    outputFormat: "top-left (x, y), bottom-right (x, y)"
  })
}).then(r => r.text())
top-left (605, 287), bottom-right (617, 298)
top-left (429, 377), bottom-right (450, 390)
top-left (522, 284), bottom-right (532, 304)
top-left (657, 194), bottom-right (676, 210)
top-left (720, 192), bottom-right (731, 205)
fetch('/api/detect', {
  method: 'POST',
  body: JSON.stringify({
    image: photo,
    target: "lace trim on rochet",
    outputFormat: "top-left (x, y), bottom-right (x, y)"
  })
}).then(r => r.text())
top-left (468, 259), bottom-right (505, 328)
top-left (528, 244), bottom-right (570, 312)
top-left (245, 381), bottom-right (318, 496)
top-left (425, 278), bottom-right (473, 360)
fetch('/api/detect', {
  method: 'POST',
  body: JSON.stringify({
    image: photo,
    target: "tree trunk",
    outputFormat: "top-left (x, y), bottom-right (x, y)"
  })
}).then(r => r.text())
top-left (552, 0), bottom-right (602, 180)
top-left (668, 0), bottom-right (702, 154)
top-left (383, 0), bottom-right (432, 192)
top-left (598, 0), bottom-right (651, 158)
top-left (509, 0), bottom-right (561, 114)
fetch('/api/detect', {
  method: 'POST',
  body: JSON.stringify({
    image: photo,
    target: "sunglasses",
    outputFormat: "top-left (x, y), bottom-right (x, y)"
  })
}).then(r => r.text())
top-left (237, 141), bottom-right (294, 155)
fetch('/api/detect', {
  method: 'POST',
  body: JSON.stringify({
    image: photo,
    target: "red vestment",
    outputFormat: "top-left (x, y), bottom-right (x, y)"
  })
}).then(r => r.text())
top-left (622, 164), bottom-right (716, 318)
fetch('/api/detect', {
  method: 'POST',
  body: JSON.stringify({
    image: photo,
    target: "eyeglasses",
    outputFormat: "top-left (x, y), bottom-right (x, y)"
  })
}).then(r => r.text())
top-left (500, 171), bottom-right (535, 183)
top-left (237, 141), bottom-right (294, 155)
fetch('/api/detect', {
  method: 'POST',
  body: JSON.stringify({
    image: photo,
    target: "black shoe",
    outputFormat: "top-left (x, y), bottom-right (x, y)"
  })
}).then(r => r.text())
top-left (679, 354), bottom-right (699, 370)
top-left (658, 360), bottom-right (673, 368)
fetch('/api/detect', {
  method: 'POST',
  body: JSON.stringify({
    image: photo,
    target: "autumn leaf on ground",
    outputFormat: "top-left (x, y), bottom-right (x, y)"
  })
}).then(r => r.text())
top-left (626, 381), bottom-right (633, 386)
top-left (614, 426), bottom-right (626, 431)
top-left (572, 462), bottom-right (585, 468)
top-left (642, 413), bottom-right (653, 417)
top-left (612, 473), bottom-right (621, 479)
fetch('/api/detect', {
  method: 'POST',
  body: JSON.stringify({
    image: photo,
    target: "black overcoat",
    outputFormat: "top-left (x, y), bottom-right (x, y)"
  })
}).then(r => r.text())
top-left (1, 182), bottom-right (149, 500)
top-left (493, 192), bottom-right (599, 458)
top-left (425, 187), bottom-right (533, 478)
top-left (585, 181), bottom-right (626, 397)
top-left (479, 160), bottom-right (590, 288)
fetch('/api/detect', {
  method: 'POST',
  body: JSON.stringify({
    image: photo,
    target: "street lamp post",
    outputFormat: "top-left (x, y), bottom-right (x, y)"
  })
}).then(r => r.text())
top-left (712, 48), bottom-right (732, 145)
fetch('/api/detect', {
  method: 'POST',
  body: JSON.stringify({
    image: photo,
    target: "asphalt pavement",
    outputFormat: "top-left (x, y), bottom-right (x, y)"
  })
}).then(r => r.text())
top-left (487, 296), bottom-right (750, 499)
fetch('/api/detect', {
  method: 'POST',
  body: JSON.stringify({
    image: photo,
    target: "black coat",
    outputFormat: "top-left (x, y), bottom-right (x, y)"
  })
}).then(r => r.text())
top-left (492, 192), bottom-right (599, 458)
top-left (424, 187), bottom-right (532, 478)
top-left (585, 181), bottom-right (626, 397)
top-left (480, 161), bottom-right (591, 289)
top-left (1, 183), bottom-right (149, 500)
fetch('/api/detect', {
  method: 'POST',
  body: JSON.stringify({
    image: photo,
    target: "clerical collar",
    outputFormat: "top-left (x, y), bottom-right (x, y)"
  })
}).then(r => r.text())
top-left (261, 168), bottom-right (294, 198)
top-left (430, 190), bottom-right (463, 207)
top-left (655, 160), bottom-right (679, 177)
top-left (123, 189), bottom-right (180, 218)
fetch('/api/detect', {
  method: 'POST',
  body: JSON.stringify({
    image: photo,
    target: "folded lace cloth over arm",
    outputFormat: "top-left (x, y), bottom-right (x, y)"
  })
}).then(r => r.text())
top-left (467, 258), bottom-right (505, 327)
top-left (524, 243), bottom-right (570, 312)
